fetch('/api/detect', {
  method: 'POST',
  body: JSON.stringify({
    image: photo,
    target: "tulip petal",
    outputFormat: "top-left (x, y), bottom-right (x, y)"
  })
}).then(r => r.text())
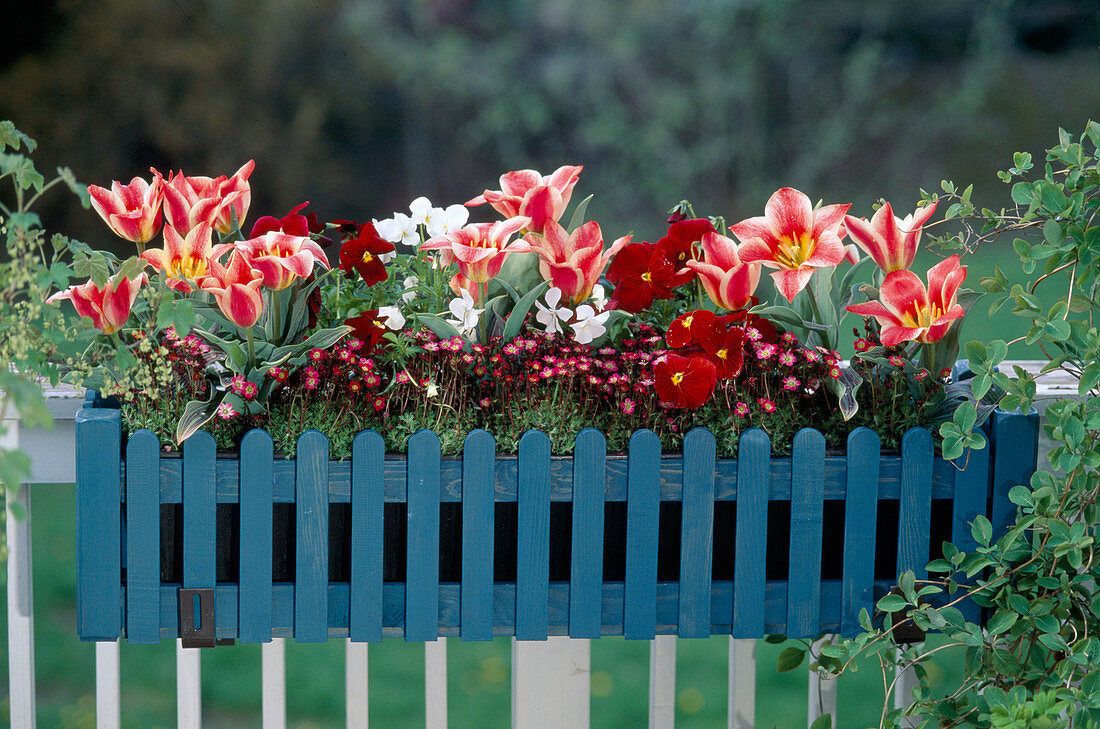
top-left (765, 188), bottom-right (814, 241)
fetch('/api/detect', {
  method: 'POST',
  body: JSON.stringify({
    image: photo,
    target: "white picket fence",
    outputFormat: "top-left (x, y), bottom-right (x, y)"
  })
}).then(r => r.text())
top-left (4, 364), bottom-right (1065, 728)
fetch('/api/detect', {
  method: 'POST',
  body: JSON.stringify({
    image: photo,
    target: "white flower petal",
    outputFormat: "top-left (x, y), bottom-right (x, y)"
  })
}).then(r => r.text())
top-left (409, 197), bottom-right (432, 225)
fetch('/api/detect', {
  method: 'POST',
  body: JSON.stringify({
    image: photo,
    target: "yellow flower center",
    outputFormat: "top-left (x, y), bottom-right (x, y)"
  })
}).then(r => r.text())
top-left (716, 348), bottom-right (728, 360)
top-left (900, 303), bottom-right (944, 330)
top-left (774, 233), bottom-right (815, 270)
top-left (362, 251), bottom-right (374, 264)
top-left (641, 272), bottom-right (653, 282)
top-left (671, 372), bottom-right (685, 386)
top-left (683, 314), bottom-right (694, 327)
top-left (172, 256), bottom-right (208, 281)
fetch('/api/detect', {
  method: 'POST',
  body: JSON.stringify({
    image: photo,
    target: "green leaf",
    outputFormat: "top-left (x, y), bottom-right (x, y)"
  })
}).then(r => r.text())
top-left (971, 515), bottom-right (992, 547)
top-left (175, 391), bottom-right (226, 444)
top-left (502, 280), bottom-right (551, 342)
top-left (776, 646), bottom-right (805, 672)
top-left (1007, 485), bottom-right (1034, 508)
top-left (809, 714), bottom-right (832, 729)
top-left (986, 610), bottom-right (1017, 635)
top-left (416, 313), bottom-right (463, 342)
top-left (566, 194), bottom-right (594, 232)
top-left (876, 594), bottom-right (907, 612)
top-left (763, 634), bottom-right (787, 644)
top-left (1040, 183), bottom-right (1067, 213)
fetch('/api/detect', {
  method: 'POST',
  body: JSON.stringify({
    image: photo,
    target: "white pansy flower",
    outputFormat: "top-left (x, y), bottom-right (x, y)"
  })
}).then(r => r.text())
top-left (375, 212), bottom-right (419, 248)
top-left (590, 284), bottom-right (608, 310)
top-left (570, 304), bottom-right (610, 345)
top-left (401, 276), bottom-right (420, 304)
top-left (409, 197), bottom-right (433, 227)
top-left (426, 204), bottom-right (470, 238)
top-left (534, 287), bottom-right (572, 335)
top-left (446, 288), bottom-right (483, 336)
top-left (379, 250), bottom-right (397, 264)
top-left (378, 305), bottom-right (406, 330)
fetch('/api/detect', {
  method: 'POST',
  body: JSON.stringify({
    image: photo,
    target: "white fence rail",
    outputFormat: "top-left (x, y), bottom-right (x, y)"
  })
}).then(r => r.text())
top-left (4, 365), bottom-right (1063, 727)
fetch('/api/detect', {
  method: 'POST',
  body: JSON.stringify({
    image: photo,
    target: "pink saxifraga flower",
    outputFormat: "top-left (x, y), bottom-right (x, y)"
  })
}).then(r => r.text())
top-left (216, 403), bottom-right (237, 420)
top-left (757, 398), bottom-right (777, 413)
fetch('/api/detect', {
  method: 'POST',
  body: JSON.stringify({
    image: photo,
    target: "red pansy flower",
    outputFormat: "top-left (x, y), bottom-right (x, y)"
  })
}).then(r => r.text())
top-left (250, 201), bottom-right (313, 238)
top-left (666, 309), bottom-right (716, 349)
top-left (345, 310), bottom-right (391, 354)
top-left (654, 218), bottom-right (714, 286)
top-left (339, 222), bottom-right (395, 286)
top-left (605, 241), bottom-right (676, 313)
top-left (654, 353), bottom-right (717, 409)
top-left (700, 323), bottom-right (747, 380)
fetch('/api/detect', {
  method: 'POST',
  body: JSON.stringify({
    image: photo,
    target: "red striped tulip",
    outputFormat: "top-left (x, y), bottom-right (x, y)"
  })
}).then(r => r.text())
top-left (421, 217), bottom-right (531, 284)
top-left (843, 201), bottom-right (938, 273)
top-left (140, 222), bottom-right (218, 293)
top-left (47, 272), bottom-right (147, 335)
top-left (466, 165), bottom-right (582, 234)
top-left (88, 175), bottom-right (163, 244)
top-left (159, 160), bottom-right (255, 235)
top-left (846, 255), bottom-right (967, 346)
top-left (199, 249), bottom-right (264, 328)
top-left (525, 220), bottom-right (631, 305)
top-left (240, 231), bottom-right (330, 291)
top-left (685, 232), bottom-right (761, 311)
top-left (730, 187), bottom-right (850, 302)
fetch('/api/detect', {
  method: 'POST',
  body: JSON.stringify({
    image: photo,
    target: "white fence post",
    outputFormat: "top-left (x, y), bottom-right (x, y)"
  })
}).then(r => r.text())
top-left (425, 639), bottom-right (448, 729)
top-left (512, 637), bottom-right (590, 729)
top-left (95, 641), bottom-right (121, 729)
top-left (4, 414), bottom-right (36, 729)
top-left (649, 635), bottom-right (677, 729)
top-left (807, 635), bottom-right (837, 727)
top-left (728, 638), bottom-right (755, 729)
top-left (346, 639), bottom-right (368, 728)
top-left (177, 639), bottom-right (202, 729)
top-left (263, 638), bottom-right (287, 729)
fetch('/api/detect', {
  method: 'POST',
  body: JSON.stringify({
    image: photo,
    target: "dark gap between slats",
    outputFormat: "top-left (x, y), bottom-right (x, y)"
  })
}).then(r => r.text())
top-left (273, 503), bottom-right (295, 583)
top-left (821, 501), bottom-right (844, 580)
top-left (603, 502), bottom-right (627, 581)
top-left (713, 502), bottom-right (736, 581)
top-left (658, 502), bottom-right (681, 582)
top-left (160, 504), bottom-right (182, 583)
top-left (929, 499), bottom-right (953, 566)
top-left (549, 502), bottom-right (572, 582)
top-left (329, 503), bottom-right (350, 582)
top-left (439, 502), bottom-right (461, 582)
top-left (494, 503), bottom-right (517, 582)
top-left (766, 501), bottom-right (790, 581)
top-left (875, 500), bottom-right (899, 580)
top-left (216, 504), bottom-right (238, 583)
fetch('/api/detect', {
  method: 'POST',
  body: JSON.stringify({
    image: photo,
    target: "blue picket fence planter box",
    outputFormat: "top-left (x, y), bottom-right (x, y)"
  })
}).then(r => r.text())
top-left (74, 392), bottom-right (1038, 644)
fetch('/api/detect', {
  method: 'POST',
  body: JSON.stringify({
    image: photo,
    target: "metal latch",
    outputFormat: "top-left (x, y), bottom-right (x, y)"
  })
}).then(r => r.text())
top-left (179, 588), bottom-right (234, 648)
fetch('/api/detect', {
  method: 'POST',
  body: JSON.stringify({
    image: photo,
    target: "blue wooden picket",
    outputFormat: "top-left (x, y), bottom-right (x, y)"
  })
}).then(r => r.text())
top-left (73, 397), bottom-right (1037, 643)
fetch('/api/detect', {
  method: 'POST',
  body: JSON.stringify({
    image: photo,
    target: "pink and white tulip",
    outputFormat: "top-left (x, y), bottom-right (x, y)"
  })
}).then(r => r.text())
top-left (730, 187), bottom-right (850, 302)
top-left (685, 232), bottom-right (761, 311)
top-left (846, 255), bottom-right (967, 346)
top-left (466, 165), bottom-right (582, 234)
top-left (239, 231), bottom-right (330, 291)
top-left (88, 175), bottom-right (163, 244)
top-left (524, 220), bottom-right (631, 306)
top-left (421, 217), bottom-right (532, 285)
top-left (159, 160), bottom-right (255, 235)
top-left (48, 272), bottom-right (147, 335)
top-left (198, 249), bottom-right (265, 328)
top-left (844, 201), bottom-right (938, 273)
top-left (141, 222), bottom-right (218, 293)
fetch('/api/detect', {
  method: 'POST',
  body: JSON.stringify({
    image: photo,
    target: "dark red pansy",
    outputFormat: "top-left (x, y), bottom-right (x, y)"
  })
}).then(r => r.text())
top-left (345, 310), bottom-right (390, 354)
top-left (339, 222), bottom-right (395, 286)
top-left (666, 309), bottom-right (716, 349)
top-left (654, 353), bottom-right (717, 408)
top-left (654, 218), bottom-right (714, 286)
top-left (250, 201), bottom-right (313, 238)
top-left (605, 241), bottom-right (676, 313)
top-left (700, 322), bottom-right (746, 379)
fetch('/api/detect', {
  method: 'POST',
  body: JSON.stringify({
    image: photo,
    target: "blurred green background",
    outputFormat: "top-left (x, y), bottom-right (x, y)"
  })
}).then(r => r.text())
top-left (1, 0), bottom-right (1097, 726)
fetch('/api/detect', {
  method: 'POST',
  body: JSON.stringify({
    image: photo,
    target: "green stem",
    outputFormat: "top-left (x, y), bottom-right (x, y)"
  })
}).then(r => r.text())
top-left (803, 282), bottom-right (833, 351)
top-left (272, 288), bottom-right (283, 343)
top-left (246, 328), bottom-right (256, 369)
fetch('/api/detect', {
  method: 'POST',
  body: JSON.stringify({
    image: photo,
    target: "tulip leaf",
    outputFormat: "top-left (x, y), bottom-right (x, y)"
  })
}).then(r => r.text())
top-left (193, 328), bottom-right (248, 371)
top-left (839, 255), bottom-right (874, 304)
top-left (490, 277), bottom-right (522, 304)
top-left (503, 280), bottom-right (551, 343)
top-left (269, 324), bottom-right (353, 363)
top-left (416, 313), bottom-right (463, 343)
top-left (567, 194), bottom-right (594, 232)
top-left (175, 390), bottom-right (226, 444)
top-left (826, 366), bottom-right (864, 421)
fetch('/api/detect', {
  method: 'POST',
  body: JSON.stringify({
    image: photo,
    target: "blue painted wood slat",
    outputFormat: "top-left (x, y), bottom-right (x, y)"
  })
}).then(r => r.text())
top-left (624, 429), bottom-right (661, 640)
top-left (990, 410), bottom-right (1039, 540)
top-left (125, 430), bottom-right (161, 643)
top-left (76, 406), bottom-right (123, 641)
top-left (462, 430), bottom-right (496, 641)
top-left (679, 428), bottom-right (716, 638)
top-left (570, 429), bottom-right (606, 638)
top-left (841, 427), bottom-right (880, 638)
top-left (787, 428), bottom-right (825, 639)
top-left (406, 430), bottom-right (441, 641)
top-left (950, 432), bottom-right (990, 625)
top-left (295, 431), bottom-right (330, 642)
top-left (183, 431), bottom-right (217, 590)
top-left (897, 428), bottom-right (933, 579)
top-left (733, 428), bottom-right (770, 638)
top-left (238, 429), bottom-right (274, 643)
top-left (516, 430), bottom-right (551, 640)
top-left (350, 430), bottom-right (385, 642)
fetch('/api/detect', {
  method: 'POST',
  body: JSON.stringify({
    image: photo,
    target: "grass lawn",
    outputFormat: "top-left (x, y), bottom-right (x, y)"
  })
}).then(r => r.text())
top-left (4, 485), bottom-right (975, 729)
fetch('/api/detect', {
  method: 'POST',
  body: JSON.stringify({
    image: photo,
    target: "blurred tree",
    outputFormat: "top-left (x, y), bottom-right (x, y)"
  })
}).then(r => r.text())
top-left (0, 0), bottom-right (1095, 252)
